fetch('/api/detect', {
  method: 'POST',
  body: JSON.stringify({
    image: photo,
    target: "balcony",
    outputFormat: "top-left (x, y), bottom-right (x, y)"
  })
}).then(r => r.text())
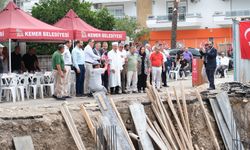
top-left (213, 10), bottom-right (250, 27)
top-left (146, 13), bottom-right (202, 30)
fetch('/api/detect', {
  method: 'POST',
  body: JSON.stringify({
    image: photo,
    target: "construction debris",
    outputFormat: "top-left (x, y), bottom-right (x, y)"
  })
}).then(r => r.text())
top-left (61, 102), bottom-right (86, 150)
top-left (210, 92), bottom-right (244, 150)
top-left (13, 136), bottom-right (34, 150)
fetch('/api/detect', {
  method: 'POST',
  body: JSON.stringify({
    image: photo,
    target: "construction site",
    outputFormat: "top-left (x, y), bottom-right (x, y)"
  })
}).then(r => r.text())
top-left (0, 76), bottom-right (249, 150)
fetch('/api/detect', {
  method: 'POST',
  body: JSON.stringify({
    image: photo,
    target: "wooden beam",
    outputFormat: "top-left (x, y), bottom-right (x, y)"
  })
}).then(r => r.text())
top-left (195, 89), bottom-right (220, 150)
top-left (180, 82), bottom-right (192, 141)
top-left (129, 103), bottom-right (154, 150)
top-left (166, 90), bottom-right (194, 150)
top-left (80, 104), bottom-right (96, 140)
top-left (153, 121), bottom-right (172, 149)
top-left (13, 136), bottom-right (34, 150)
top-left (61, 102), bottom-right (86, 150)
top-left (147, 128), bottom-right (168, 150)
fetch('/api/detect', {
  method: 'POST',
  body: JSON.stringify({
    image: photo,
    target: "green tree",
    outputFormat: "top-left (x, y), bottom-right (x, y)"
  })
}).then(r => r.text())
top-left (114, 17), bottom-right (149, 42)
top-left (30, 0), bottom-right (115, 55)
top-left (0, 0), bottom-right (8, 10)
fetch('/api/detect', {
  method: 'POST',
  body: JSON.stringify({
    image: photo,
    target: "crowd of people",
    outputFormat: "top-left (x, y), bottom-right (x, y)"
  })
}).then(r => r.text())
top-left (0, 44), bottom-right (40, 74)
top-left (0, 39), bottom-right (231, 100)
top-left (50, 39), bottom-right (178, 100)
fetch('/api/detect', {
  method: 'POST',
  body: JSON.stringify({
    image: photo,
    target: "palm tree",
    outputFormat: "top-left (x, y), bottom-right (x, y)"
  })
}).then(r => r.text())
top-left (171, 0), bottom-right (179, 49)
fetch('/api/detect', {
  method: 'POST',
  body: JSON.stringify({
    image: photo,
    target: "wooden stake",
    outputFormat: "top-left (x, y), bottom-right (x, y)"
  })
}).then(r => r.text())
top-left (80, 104), bottom-right (96, 140)
top-left (61, 103), bottom-right (86, 150)
top-left (153, 121), bottom-right (172, 148)
top-left (166, 90), bottom-right (194, 150)
top-left (152, 105), bottom-right (177, 150)
top-left (147, 128), bottom-right (168, 150)
top-left (180, 82), bottom-right (192, 142)
top-left (195, 89), bottom-right (220, 150)
top-left (173, 86), bottom-right (190, 148)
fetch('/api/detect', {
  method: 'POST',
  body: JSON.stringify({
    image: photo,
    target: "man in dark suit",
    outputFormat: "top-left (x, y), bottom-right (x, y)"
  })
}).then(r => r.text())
top-left (200, 42), bottom-right (217, 90)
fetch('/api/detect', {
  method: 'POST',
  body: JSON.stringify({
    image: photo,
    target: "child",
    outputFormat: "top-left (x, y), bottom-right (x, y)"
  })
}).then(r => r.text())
top-left (89, 62), bottom-right (108, 94)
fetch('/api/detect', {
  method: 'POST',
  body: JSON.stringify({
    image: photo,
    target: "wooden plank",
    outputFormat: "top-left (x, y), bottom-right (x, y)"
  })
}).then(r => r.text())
top-left (151, 105), bottom-right (177, 150)
top-left (180, 82), bottom-right (192, 141)
top-left (80, 104), bottom-right (96, 140)
top-left (94, 93), bottom-right (135, 150)
top-left (61, 103), bottom-right (86, 150)
top-left (97, 94), bottom-right (107, 110)
top-left (147, 128), bottom-right (168, 150)
top-left (166, 90), bottom-right (194, 150)
top-left (153, 121), bottom-right (172, 149)
top-left (194, 144), bottom-right (200, 150)
top-left (13, 136), bottom-right (34, 150)
top-left (129, 103), bottom-right (154, 150)
top-left (209, 98), bottom-right (233, 150)
top-left (195, 89), bottom-right (220, 150)
top-left (156, 93), bottom-right (185, 150)
top-left (215, 92), bottom-right (245, 150)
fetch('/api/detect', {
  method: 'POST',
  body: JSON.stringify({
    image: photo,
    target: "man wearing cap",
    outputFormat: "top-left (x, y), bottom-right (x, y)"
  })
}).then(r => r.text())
top-left (108, 42), bottom-right (123, 94)
top-left (150, 44), bottom-right (164, 92)
top-left (84, 39), bottom-right (100, 96)
top-left (217, 52), bottom-right (229, 78)
top-left (89, 62), bottom-right (108, 94)
top-left (62, 40), bottom-right (72, 98)
top-left (0, 44), bottom-right (4, 73)
top-left (201, 42), bottom-right (217, 90)
top-left (52, 44), bottom-right (66, 100)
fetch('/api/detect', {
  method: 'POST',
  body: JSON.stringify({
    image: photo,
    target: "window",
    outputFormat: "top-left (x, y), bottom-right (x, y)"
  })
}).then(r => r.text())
top-left (14, 0), bottom-right (23, 7)
top-left (105, 5), bottom-right (124, 18)
top-left (166, 0), bottom-right (187, 21)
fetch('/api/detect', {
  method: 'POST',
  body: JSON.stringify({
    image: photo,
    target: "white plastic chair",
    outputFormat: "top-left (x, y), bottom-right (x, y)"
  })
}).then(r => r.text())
top-left (29, 72), bottom-right (44, 99)
top-left (169, 65), bottom-right (181, 80)
top-left (0, 73), bottom-right (18, 103)
top-left (42, 71), bottom-right (55, 96)
top-left (16, 73), bottom-right (30, 101)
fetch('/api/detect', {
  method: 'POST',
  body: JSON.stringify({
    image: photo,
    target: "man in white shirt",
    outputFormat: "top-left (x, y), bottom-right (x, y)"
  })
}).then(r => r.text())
top-left (118, 43), bottom-right (127, 94)
top-left (89, 62), bottom-right (108, 94)
top-left (108, 42), bottom-right (123, 94)
top-left (217, 52), bottom-right (229, 78)
top-left (62, 40), bottom-right (72, 98)
top-left (72, 40), bottom-right (85, 97)
top-left (84, 39), bottom-right (100, 96)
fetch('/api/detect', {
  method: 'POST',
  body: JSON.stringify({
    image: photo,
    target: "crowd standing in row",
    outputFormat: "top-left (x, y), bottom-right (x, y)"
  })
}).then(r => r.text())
top-left (0, 40), bottom-right (230, 100)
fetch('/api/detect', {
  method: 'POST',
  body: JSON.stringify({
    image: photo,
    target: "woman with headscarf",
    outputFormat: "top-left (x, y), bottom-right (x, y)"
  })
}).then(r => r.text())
top-left (137, 46), bottom-right (150, 93)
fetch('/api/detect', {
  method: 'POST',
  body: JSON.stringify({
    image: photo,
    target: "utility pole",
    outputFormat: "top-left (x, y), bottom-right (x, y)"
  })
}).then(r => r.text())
top-left (171, 0), bottom-right (179, 49)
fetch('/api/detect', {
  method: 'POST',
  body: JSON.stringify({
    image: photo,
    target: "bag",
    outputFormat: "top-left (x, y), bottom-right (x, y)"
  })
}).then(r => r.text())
top-left (201, 65), bottom-right (208, 83)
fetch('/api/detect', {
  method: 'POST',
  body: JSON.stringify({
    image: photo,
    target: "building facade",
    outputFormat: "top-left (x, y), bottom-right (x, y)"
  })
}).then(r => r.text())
top-left (10, 0), bottom-right (250, 51)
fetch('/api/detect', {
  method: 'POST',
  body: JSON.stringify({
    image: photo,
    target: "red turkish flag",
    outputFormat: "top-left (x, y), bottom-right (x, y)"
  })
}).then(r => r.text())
top-left (240, 22), bottom-right (250, 59)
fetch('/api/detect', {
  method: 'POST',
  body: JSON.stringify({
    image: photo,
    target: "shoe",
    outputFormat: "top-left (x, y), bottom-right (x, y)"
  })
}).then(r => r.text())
top-left (207, 87), bottom-right (215, 90)
top-left (56, 97), bottom-right (66, 101)
top-left (63, 96), bottom-right (72, 99)
top-left (163, 85), bottom-right (169, 87)
top-left (52, 94), bottom-right (57, 99)
top-left (157, 89), bottom-right (162, 92)
top-left (143, 90), bottom-right (146, 93)
top-left (87, 93), bottom-right (93, 97)
top-left (122, 91), bottom-right (127, 94)
top-left (132, 91), bottom-right (138, 93)
top-left (76, 94), bottom-right (83, 97)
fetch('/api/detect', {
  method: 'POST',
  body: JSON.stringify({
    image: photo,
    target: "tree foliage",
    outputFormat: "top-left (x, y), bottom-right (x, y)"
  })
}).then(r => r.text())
top-left (0, 0), bottom-right (8, 11)
top-left (30, 0), bottom-right (115, 55)
top-left (114, 17), bottom-right (149, 42)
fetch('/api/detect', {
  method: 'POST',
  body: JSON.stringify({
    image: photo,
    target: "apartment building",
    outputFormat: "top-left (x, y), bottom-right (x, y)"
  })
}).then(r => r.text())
top-left (89, 0), bottom-right (250, 50)
top-left (11, 0), bottom-right (250, 50)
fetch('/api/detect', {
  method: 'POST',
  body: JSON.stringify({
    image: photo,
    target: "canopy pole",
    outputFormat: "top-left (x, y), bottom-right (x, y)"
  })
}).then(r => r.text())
top-left (8, 39), bottom-right (11, 73)
top-left (73, 40), bottom-right (75, 48)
